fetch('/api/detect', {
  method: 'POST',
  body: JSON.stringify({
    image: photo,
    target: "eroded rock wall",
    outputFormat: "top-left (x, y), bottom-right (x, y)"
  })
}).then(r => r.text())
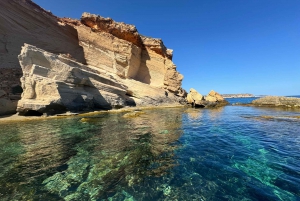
top-left (79, 13), bottom-right (184, 95)
top-left (0, 1), bottom-right (185, 115)
top-left (17, 44), bottom-right (133, 115)
top-left (0, 0), bottom-right (87, 115)
top-left (17, 44), bottom-right (184, 115)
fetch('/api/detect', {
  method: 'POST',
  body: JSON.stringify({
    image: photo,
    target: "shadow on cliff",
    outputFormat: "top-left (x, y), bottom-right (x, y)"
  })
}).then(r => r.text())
top-left (134, 49), bottom-right (151, 84)
top-left (49, 79), bottom-right (136, 115)
top-left (0, 0), bottom-right (88, 115)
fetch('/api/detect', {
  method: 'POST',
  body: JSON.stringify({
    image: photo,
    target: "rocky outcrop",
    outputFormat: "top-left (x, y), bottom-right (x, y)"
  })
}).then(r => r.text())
top-left (252, 96), bottom-right (300, 108)
top-left (206, 90), bottom-right (225, 102)
top-left (17, 44), bottom-right (131, 115)
top-left (0, 0), bottom-right (86, 115)
top-left (0, 0), bottom-right (185, 115)
top-left (186, 89), bottom-right (228, 107)
top-left (17, 44), bottom-right (184, 115)
top-left (186, 88), bottom-right (203, 105)
top-left (77, 13), bottom-right (185, 96)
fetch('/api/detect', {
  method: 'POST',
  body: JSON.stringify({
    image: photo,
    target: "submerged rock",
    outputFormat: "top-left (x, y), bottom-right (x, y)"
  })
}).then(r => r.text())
top-left (123, 111), bottom-right (145, 118)
top-left (252, 96), bottom-right (300, 108)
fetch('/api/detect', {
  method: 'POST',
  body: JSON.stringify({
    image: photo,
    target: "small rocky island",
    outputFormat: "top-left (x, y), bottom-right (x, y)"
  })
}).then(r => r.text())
top-left (252, 96), bottom-right (300, 108)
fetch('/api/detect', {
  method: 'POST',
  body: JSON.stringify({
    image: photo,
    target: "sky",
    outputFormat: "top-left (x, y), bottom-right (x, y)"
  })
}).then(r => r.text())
top-left (33, 0), bottom-right (300, 96)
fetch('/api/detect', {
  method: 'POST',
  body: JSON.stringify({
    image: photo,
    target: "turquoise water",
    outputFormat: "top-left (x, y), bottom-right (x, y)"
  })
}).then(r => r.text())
top-left (0, 104), bottom-right (300, 200)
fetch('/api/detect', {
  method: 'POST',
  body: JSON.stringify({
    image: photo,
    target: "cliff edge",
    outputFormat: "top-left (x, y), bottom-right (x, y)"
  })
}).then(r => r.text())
top-left (0, 0), bottom-right (185, 115)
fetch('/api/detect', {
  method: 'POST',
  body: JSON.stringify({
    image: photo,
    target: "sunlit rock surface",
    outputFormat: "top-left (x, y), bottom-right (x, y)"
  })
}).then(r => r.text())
top-left (17, 44), bottom-right (185, 115)
top-left (252, 96), bottom-right (300, 108)
top-left (17, 44), bottom-right (131, 115)
top-left (186, 89), bottom-right (228, 107)
top-left (0, 0), bottom-right (185, 115)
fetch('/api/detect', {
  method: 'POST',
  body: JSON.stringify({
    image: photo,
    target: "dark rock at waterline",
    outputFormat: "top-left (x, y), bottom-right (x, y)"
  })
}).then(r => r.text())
top-left (252, 96), bottom-right (300, 108)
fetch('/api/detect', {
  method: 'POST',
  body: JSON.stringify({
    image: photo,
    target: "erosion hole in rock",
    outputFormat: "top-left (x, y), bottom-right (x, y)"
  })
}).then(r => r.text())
top-left (195, 104), bottom-right (205, 108)
top-left (11, 85), bottom-right (23, 94)
top-left (23, 110), bottom-right (43, 116)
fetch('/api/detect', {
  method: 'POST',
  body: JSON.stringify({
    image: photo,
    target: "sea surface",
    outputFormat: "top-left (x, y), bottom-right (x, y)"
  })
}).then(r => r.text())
top-left (0, 98), bottom-right (300, 201)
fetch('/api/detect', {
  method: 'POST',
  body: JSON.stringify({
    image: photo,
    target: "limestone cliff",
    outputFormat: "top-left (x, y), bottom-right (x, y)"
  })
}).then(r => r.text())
top-left (0, 0), bottom-right (86, 115)
top-left (0, 0), bottom-right (185, 115)
top-left (17, 44), bottom-right (184, 115)
top-left (76, 13), bottom-right (185, 95)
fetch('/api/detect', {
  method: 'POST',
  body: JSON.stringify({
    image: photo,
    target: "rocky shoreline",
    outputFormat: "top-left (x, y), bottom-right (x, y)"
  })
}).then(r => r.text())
top-left (251, 96), bottom-right (300, 108)
top-left (0, 0), bottom-right (230, 117)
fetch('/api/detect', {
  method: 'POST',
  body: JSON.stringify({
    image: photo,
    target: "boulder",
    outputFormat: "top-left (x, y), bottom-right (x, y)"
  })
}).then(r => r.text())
top-left (186, 88), bottom-right (204, 105)
top-left (186, 89), bottom-right (228, 108)
top-left (206, 90), bottom-right (225, 102)
top-left (252, 96), bottom-right (300, 108)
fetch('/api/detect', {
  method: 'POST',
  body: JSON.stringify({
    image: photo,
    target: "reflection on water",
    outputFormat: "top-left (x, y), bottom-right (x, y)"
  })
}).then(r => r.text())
top-left (0, 106), bottom-right (300, 200)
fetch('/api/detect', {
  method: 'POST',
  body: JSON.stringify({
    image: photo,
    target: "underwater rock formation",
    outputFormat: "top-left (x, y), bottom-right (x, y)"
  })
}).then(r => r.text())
top-left (0, 0), bottom-right (185, 115)
top-left (186, 89), bottom-right (228, 107)
top-left (252, 96), bottom-right (300, 108)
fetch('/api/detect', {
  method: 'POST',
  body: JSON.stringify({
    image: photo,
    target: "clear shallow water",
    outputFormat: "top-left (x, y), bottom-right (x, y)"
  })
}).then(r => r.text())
top-left (0, 105), bottom-right (300, 201)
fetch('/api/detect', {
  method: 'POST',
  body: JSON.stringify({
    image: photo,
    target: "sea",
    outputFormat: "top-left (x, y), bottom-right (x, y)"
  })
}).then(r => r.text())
top-left (0, 97), bottom-right (299, 201)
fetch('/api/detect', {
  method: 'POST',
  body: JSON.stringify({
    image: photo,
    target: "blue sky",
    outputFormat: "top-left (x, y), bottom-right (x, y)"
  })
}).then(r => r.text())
top-left (34, 0), bottom-right (300, 95)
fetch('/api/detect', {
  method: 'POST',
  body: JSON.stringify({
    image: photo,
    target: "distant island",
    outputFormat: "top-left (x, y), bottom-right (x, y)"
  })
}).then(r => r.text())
top-left (222, 94), bottom-right (255, 98)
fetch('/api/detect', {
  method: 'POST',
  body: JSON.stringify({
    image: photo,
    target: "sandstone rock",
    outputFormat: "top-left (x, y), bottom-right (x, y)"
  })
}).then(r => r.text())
top-left (81, 12), bottom-right (142, 47)
top-left (186, 88), bottom-right (204, 105)
top-left (17, 44), bottom-right (131, 115)
top-left (122, 79), bottom-right (186, 106)
top-left (252, 96), bottom-right (300, 108)
top-left (0, 0), bottom-right (87, 115)
top-left (78, 13), bottom-right (184, 95)
top-left (141, 36), bottom-right (172, 59)
top-left (17, 44), bottom-right (185, 115)
top-left (187, 89), bottom-right (228, 108)
top-left (1, 0), bottom-right (186, 116)
top-left (206, 90), bottom-right (225, 102)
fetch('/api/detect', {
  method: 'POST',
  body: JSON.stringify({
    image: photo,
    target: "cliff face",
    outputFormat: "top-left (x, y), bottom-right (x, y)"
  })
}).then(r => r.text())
top-left (0, 0), bottom-right (86, 115)
top-left (77, 13), bottom-right (184, 94)
top-left (0, 0), bottom-right (185, 115)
